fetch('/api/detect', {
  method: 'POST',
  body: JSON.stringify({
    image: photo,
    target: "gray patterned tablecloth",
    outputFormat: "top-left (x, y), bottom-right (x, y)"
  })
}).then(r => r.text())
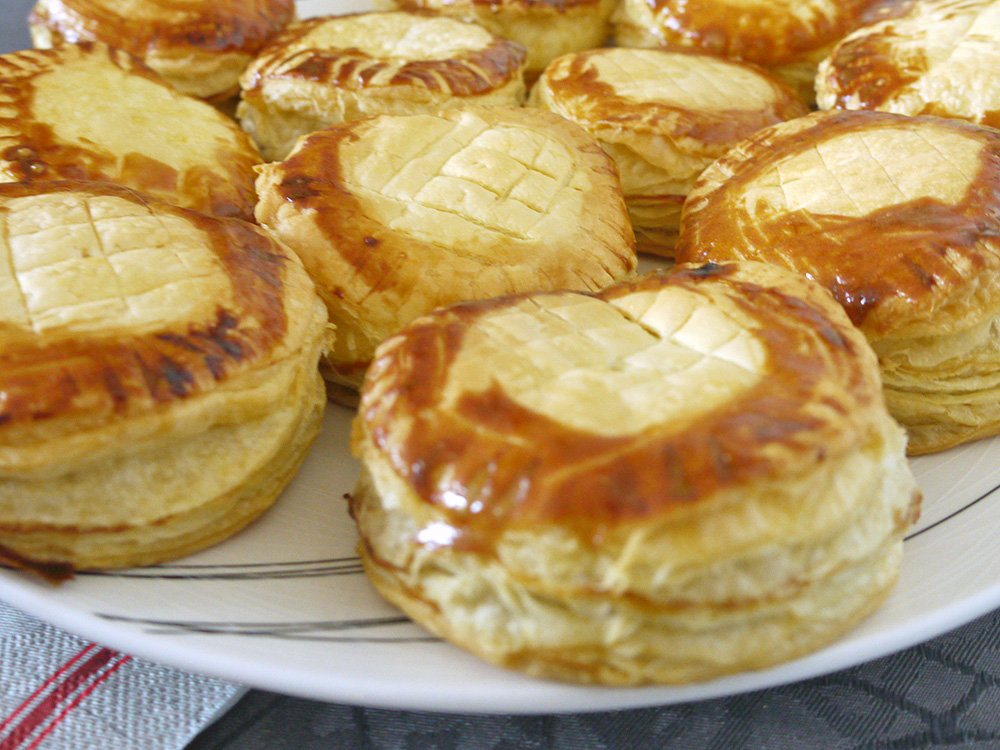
top-left (4, 2), bottom-right (1000, 747)
top-left (186, 604), bottom-right (1000, 749)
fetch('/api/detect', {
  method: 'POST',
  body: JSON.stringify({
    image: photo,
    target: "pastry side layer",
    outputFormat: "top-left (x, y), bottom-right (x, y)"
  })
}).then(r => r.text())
top-left (0, 180), bottom-right (331, 576)
top-left (676, 109), bottom-right (1000, 454)
top-left (238, 11), bottom-right (527, 161)
top-left (29, 0), bottom-right (296, 100)
top-left (530, 47), bottom-right (809, 256)
top-left (0, 42), bottom-right (262, 221)
top-left (817, 0), bottom-right (1000, 128)
top-left (350, 261), bottom-right (920, 684)
top-left (255, 105), bottom-right (636, 398)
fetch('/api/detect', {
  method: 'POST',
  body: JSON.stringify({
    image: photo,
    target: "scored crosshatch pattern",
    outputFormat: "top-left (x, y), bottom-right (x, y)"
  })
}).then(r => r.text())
top-left (445, 290), bottom-right (763, 436)
top-left (771, 128), bottom-right (979, 217)
top-left (816, 0), bottom-right (1000, 127)
top-left (610, 284), bottom-right (763, 369)
top-left (593, 50), bottom-right (785, 110)
top-left (0, 192), bottom-right (227, 333)
top-left (354, 113), bottom-right (585, 243)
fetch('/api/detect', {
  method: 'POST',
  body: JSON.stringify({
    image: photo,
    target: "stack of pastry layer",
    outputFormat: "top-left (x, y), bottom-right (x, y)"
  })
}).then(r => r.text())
top-left (351, 261), bottom-right (920, 684)
top-left (610, 0), bottom-right (878, 102)
top-left (0, 180), bottom-right (330, 578)
top-left (238, 11), bottom-right (529, 161)
top-left (530, 47), bottom-right (808, 256)
top-left (676, 109), bottom-right (1000, 454)
top-left (816, 0), bottom-right (1000, 127)
top-left (28, 0), bottom-right (296, 102)
top-left (374, 0), bottom-right (617, 82)
top-left (0, 42), bottom-right (262, 221)
top-left (255, 104), bottom-right (636, 402)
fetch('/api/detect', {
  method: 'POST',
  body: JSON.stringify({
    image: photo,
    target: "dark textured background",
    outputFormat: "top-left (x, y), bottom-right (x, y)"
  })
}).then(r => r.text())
top-left (4, 2), bottom-right (1000, 746)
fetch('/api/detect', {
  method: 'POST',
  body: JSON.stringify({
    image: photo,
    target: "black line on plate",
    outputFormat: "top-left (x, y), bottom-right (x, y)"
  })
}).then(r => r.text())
top-left (142, 556), bottom-right (361, 569)
top-left (96, 612), bottom-right (439, 642)
top-left (77, 557), bottom-right (364, 580)
top-left (100, 614), bottom-right (411, 631)
top-left (904, 479), bottom-right (1000, 542)
top-left (143, 632), bottom-right (438, 643)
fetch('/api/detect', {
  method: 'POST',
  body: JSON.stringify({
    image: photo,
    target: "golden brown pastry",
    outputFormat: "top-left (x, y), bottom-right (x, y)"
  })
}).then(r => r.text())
top-left (374, 0), bottom-right (616, 82)
top-left (28, 0), bottom-right (295, 102)
top-left (610, 0), bottom-right (879, 102)
top-left (816, 0), bottom-right (1000, 128)
top-left (0, 180), bottom-right (331, 579)
top-left (0, 42), bottom-right (261, 222)
top-left (255, 105), bottom-right (636, 402)
top-left (350, 260), bottom-right (921, 685)
top-left (238, 11), bottom-right (528, 162)
top-left (675, 109), bottom-right (1000, 454)
top-left (530, 47), bottom-right (809, 257)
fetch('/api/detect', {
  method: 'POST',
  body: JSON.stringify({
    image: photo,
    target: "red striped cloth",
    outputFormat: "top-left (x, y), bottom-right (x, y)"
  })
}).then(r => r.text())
top-left (0, 601), bottom-right (244, 750)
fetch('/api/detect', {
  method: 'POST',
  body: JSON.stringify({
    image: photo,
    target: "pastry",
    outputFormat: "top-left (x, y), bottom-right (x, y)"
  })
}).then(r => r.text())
top-left (0, 180), bottom-right (331, 578)
top-left (373, 0), bottom-right (616, 82)
top-left (610, 0), bottom-right (879, 102)
top-left (816, 0), bottom-right (1000, 128)
top-left (28, 0), bottom-right (295, 102)
top-left (350, 260), bottom-right (921, 684)
top-left (530, 47), bottom-right (809, 256)
top-left (255, 105), bottom-right (636, 402)
top-left (238, 11), bottom-right (527, 161)
top-left (0, 42), bottom-right (261, 222)
top-left (675, 109), bottom-right (1000, 454)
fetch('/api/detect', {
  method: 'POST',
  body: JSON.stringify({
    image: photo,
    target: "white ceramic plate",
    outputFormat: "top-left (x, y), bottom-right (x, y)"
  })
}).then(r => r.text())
top-left (2, 399), bottom-right (999, 714)
top-left (2, 0), bottom-right (1000, 716)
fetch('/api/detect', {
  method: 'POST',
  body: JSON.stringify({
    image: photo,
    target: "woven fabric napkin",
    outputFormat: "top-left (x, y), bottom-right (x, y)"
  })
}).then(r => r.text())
top-left (0, 599), bottom-right (244, 750)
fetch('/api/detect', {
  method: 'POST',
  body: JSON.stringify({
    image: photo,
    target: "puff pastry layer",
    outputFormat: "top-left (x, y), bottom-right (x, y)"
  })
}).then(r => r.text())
top-left (375, 0), bottom-right (616, 80)
top-left (611, 0), bottom-right (877, 101)
top-left (676, 109), bottom-right (1000, 454)
top-left (0, 42), bottom-right (261, 221)
top-left (255, 105), bottom-right (636, 400)
top-left (816, 0), bottom-right (1000, 128)
top-left (29, 0), bottom-right (295, 100)
top-left (238, 11), bottom-right (527, 161)
top-left (0, 180), bottom-right (330, 578)
top-left (351, 260), bottom-right (920, 684)
top-left (530, 47), bottom-right (808, 256)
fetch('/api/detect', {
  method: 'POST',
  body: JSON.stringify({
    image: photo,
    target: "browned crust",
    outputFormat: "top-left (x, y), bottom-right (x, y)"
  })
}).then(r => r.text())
top-left (0, 43), bottom-right (261, 221)
top-left (674, 110), bottom-right (1000, 336)
top-left (28, 0), bottom-right (295, 57)
top-left (264, 122), bottom-right (414, 294)
top-left (0, 541), bottom-right (75, 582)
top-left (258, 105), bottom-right (635, 389)
top-left (540, 49), bottom-right (810, 145)
top-left (391, 0), bottom-right (608, 13)
top-left (820, 11), bottom-right (925, 111)
top-left (241, 13), bottom-right (527, 97)
top-left (819, 0), bottom-right (1000, 128)
top-left (356, 262), bottom-right (883, 551)
top-left (263, 106), bottom-right (634, 295)
top-left (635, 0), bottom-right (878, 67)
top-left (0, 180), bottom-right (292, 446)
